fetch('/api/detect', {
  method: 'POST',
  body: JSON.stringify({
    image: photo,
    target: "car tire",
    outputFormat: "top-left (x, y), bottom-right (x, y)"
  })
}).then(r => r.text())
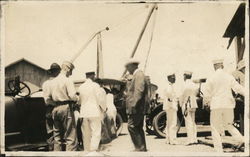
top-left (116, 113), bottom-right (123, 136)
top-left (146, 119), bottom-right (155, 135)
top-left (153, 111), bottom-right (166, 138)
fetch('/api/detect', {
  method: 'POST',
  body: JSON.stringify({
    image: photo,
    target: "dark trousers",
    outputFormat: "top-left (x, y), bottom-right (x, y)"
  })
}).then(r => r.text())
top-left (127, 114), bottom-right (147, 151)
top-left (45, 106), bottom-right (54, 151)
top-left (52, 104), bottom-right (78, 151)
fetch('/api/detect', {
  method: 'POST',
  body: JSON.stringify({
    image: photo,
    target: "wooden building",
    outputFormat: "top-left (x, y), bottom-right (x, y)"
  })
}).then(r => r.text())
top-left (5, 58), bottom-right (49, 92)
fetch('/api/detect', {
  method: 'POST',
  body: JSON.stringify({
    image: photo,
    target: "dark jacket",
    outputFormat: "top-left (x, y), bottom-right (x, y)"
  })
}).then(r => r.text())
top-left (125, 70), bottom-right (150, 115)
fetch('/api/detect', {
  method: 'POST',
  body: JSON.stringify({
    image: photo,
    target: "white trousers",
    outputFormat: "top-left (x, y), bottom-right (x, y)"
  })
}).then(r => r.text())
top-left (81, 117), bottom-right (102, 151)
top-left (184, 108), bottom-right (197, 143)
top-left (107, 111), bottom-right (117, 127)
top-left (210, 108), bottom-right (244, 152)
top-left (165, 108), bottom-right (177, 143)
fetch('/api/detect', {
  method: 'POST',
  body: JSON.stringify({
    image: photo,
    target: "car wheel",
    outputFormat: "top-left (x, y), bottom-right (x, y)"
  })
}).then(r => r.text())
top-left (146, 118), bottom-right (155, 135)
top-left (116, 113), bottom-right (123, 136)
top-left (153, 111), bottom-right (166, 138)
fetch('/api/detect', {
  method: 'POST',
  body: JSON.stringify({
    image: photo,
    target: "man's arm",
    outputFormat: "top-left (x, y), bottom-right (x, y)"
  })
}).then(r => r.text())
top-left (130, 71), bottom-right (145, 108)
top-left (42, 81), bottom-right (55, 106)
top-left (66, 79), bottom-right (79, 102)
top-left (97, 87), bottom-right (107, 112)
top-left (231, 76), bottom-right (245, 96)
top-left (202, 79), bottom-right (213, 106)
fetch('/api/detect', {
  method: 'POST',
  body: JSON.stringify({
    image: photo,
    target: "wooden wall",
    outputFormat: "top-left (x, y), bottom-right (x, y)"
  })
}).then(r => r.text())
top-left (5, 61), bottom-right (49, 92)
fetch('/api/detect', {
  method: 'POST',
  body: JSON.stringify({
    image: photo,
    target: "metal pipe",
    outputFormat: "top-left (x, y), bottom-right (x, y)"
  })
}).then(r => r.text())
top-left (70, 27), bottom-right (109, 63)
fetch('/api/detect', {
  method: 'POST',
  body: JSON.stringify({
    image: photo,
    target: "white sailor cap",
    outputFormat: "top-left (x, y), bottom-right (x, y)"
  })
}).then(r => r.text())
top-left (237, 59), bottom-right (245, 70)
top-left (212, 59), bottom-right (224, 65)
top-left (125, 58), bottom-right (140, 67)
top-left (62, 61), bottom-right (75, 70)
top-left (184, 70), bottom-right (193, 76)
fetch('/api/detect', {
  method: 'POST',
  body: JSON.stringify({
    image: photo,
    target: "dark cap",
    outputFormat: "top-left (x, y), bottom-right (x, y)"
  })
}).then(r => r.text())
top-left (85, 71), bottom-right (95, 76)
top-left (48, 63), bottom-right (61, 71)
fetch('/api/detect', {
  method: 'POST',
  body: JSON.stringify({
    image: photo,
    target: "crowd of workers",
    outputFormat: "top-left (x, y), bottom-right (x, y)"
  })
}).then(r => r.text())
top-left (42, 57), bottom-right (245, 154)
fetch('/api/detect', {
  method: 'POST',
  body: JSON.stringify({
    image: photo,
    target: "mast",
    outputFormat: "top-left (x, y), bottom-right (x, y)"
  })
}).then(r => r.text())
top-left (97, 33), bottom-right (104, 78)
top-left (122, 4), bottom-right (158, 76)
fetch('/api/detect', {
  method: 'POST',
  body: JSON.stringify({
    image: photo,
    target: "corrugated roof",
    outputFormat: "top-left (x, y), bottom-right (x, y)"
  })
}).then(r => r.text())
top-left (5, 58), bottom-right (47, 71)
top-left (223, 3), bottom-right (245, 38)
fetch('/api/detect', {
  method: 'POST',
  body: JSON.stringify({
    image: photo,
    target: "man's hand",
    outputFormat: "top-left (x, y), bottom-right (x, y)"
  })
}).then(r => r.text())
top-left (131, 106), bottom-right (137, 114)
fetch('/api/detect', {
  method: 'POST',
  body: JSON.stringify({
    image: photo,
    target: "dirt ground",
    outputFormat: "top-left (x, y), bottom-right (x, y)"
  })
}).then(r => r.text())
top-left (97, 123), bottom-right (247, 156)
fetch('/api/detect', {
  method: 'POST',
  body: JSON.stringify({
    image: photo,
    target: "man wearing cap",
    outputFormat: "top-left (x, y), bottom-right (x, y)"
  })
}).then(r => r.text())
top-left (203, 59), bottom-right (245, 152)
top-left (78, 72), bottom-right (107, 153)
top-left (42, 63), bottom-right (61, 151)
top-left (125, 58), bottom-right (149, 151)
top-left (163, 72), bottom-right (179, 145)
top-left (49, 61), bottom-right (79, 151)
top-left (180, 71), bottom-right (198, 145)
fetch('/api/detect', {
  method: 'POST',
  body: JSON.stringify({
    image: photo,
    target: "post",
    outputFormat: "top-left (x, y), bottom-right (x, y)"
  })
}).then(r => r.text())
top-left (97, 33), bottom-right (104, 78)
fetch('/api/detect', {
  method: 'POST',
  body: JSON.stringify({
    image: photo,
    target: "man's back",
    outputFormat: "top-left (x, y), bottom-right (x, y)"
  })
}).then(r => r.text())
top-left (126, 70), bottom-right (148, 114)
top-left (205, 69), bottom-right (244, 109)
top-left (50, 73), bottom-right (77, 102)
top-left (78, 79), bottom-right (102, 118)
top-left (180, 80), bottom-right (198, 108)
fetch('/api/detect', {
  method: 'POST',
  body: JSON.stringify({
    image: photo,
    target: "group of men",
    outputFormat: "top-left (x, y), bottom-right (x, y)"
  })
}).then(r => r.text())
top-left (42, 61), bottom-right (117, 154)
top-left (163, 70), bottom-right (198, 146)
top-left (42, 58), bottom-right (149, 153)
top-left (41, 57), bottom-right (245, 153)
top-left (162, 59), bottom-right (245, 152)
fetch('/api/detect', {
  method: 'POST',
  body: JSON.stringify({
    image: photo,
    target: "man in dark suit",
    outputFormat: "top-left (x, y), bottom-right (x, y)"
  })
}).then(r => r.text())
top-left (124, 58), bottom-right (149, 152)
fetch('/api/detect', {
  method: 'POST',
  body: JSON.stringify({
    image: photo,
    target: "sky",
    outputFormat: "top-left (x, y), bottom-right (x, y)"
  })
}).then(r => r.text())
top-left (2, 1), bottom-right (245, 95)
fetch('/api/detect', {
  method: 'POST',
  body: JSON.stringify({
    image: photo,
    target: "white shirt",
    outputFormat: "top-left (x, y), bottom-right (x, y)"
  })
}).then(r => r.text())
top-left (78, 79), bottom-right (106, 118)
top-left (163, 82), bottom-right (179, 111)
top-left (180, 79), bottom-right (198, 109)
top-left (42, 77), bottom-right (55, 106)
top-left (50, 73), bottom-right (78, 102)
top-left (203, 69), bottom-right (245, 109)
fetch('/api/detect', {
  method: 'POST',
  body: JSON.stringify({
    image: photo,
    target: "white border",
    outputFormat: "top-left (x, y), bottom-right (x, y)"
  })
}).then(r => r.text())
top-left (1, 0), bottom-right (249, 156)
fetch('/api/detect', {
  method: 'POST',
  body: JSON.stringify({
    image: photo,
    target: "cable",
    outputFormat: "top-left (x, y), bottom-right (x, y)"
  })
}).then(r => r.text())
top-left (143, 5), bottom-right (158, 73)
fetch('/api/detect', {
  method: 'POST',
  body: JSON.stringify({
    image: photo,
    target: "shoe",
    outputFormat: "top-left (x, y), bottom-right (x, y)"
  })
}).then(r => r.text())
top-left (169, 141), bottom-right (179, 145)
top-left (165, 140), bottom-right (170, 144)
top-left (185, 142), bottom-right (193, 146)
top-left (236, 142), bottom-right (244, 150)
top-left (131, 149), bottom-right (140, 152)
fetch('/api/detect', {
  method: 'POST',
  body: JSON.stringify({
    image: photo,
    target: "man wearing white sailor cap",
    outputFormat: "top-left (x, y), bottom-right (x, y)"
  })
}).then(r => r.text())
top-left (203, 59), bottom-right (245, 152)
top-left (179, 70), bottom-right (198, 145)
top-left (125, 58), bottom-right (149, 151)
top-left (163, 70), bottom-right (179, 145)
top-left (49, 60), bottom-right (79, 151)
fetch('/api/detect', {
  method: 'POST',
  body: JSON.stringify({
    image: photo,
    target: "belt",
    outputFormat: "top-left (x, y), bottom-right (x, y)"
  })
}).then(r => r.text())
top-left (54, 101), bottom-right (75, 106)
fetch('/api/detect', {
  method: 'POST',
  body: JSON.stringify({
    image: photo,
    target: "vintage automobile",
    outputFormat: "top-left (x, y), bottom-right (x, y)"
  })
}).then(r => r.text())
top-left (150, 78), bottom-right (244, 139)
top-left (5, 77), bottom-right (47, 151)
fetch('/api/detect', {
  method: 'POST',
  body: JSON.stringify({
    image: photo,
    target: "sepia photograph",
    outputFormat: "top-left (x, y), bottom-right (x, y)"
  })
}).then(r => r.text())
top-left (0, 0), bottom-right (249, 156)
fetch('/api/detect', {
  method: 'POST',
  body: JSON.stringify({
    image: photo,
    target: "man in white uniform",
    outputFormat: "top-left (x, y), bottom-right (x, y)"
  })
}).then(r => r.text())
top-left (163, 72), bottom-right (179, 145)
top-left (49, 61), bottom-right (79, 151)
top-left (78, 72), bottom-right (107, 152)
top-left (180, 71), bottom-right (198, 145)
top-left (104, 87), bottom-right (117, 137)
top-left (203, 59), bottom-right (245, 152)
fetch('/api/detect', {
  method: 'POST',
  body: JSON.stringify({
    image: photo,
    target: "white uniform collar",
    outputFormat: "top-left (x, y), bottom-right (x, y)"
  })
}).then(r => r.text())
top-left (168, 82), bottom-right (174, 86)
top-left (86, 78), bottom-right (93, 83)
top-left (132, 68), bottom-right (139, 76)
top-left (185, 79), bottom-right (192, 83)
